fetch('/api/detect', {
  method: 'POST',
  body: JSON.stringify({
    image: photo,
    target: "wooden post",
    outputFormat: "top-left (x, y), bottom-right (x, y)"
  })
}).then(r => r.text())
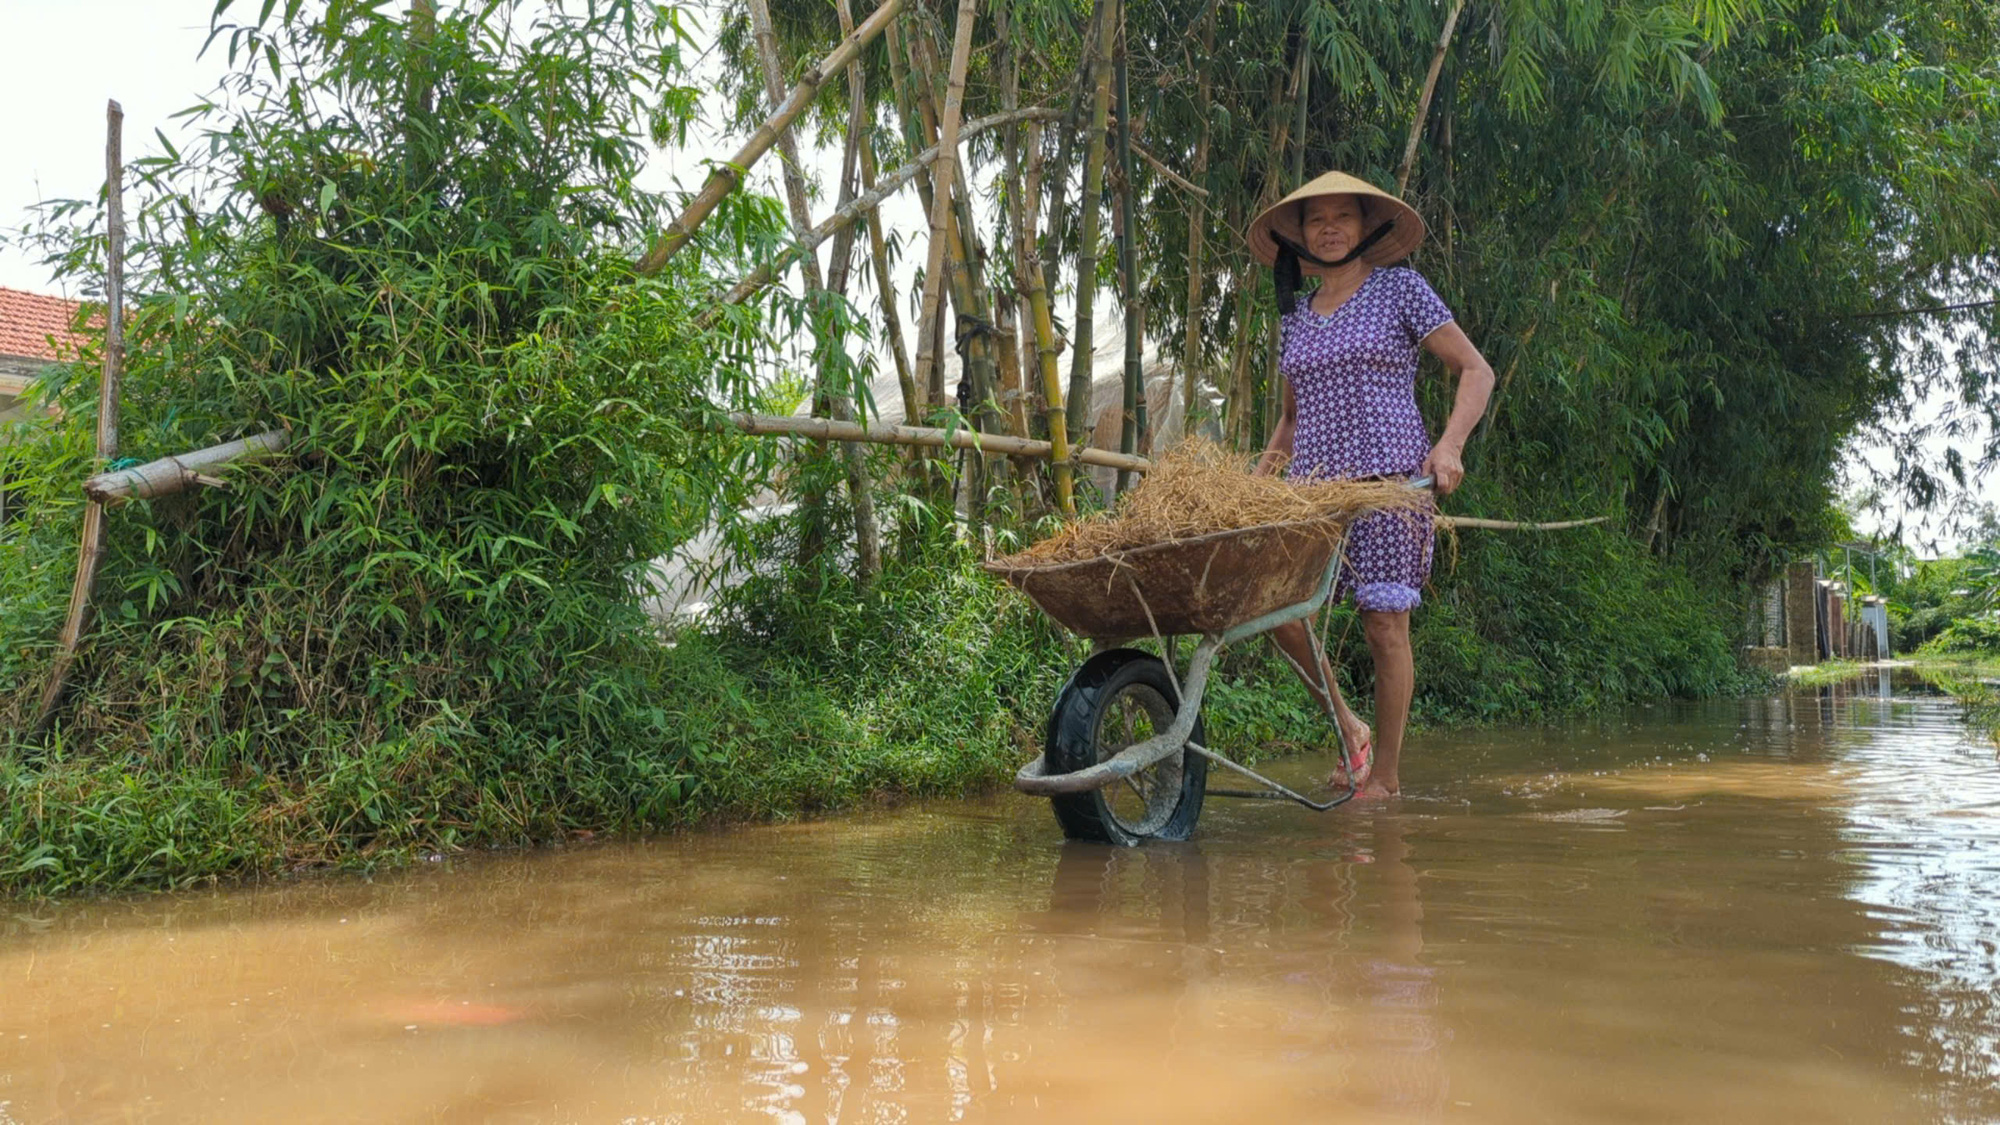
top-left (35, 101), bottom-right (125, 734)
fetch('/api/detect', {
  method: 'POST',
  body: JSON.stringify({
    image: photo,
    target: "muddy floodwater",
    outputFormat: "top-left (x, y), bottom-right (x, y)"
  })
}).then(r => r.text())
top-left (4, 671), bottom-right (1998, 1123)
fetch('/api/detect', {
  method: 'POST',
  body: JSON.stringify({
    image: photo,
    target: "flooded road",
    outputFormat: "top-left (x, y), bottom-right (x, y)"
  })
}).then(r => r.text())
top-left (4, 671), bottom-right (1998, 1123)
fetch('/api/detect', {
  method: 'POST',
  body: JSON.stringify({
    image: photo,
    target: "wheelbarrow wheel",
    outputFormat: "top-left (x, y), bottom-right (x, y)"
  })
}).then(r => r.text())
top-left (1045, 647), bottom-right (1208, 845)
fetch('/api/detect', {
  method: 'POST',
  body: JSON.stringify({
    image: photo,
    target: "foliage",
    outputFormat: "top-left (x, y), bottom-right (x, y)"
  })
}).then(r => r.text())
top-left (5, 0), bottom-right (1997, 893)
top-left (0, 0), bottom-right (800, 891)
top-left (1921, 613), bottom-right (2000, 657)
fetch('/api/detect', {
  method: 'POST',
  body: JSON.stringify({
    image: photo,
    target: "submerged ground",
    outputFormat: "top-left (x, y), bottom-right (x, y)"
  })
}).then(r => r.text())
top-left (1, 668), bottom-right (1996, 1124)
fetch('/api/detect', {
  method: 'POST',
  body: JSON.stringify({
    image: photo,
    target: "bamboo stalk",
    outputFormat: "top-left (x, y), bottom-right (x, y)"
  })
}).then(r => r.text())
top-left (1395, 0), bottom-right (1465, 197)
top-left (996, 5), bottom-right (1033, 447)
top-left (748, 0), bottom-right (827, 294)
top-left (1040, 0), bottom-right (1101, 301)
top-left (823, 0), bottom-right (870, 300)
top-left (910, 0), bottom-right (981, 418)
top-left (1020, 121), bottom-right (1076, 514)
top-left (1063, 0), bottom-right (1117, 452)
top-left (721, 412), bottom-right (1152, 474)
top-left (884, 16), bottom-right (936, 226)
top-left (35, 101), bottom-right (126, 734)
top-left (83, 429), bottom-right (291, 504)
top-left (747, 0), bottom-right (880, 583)
top-left (1113, 1), bottom-right (1143, 494)
top-left (635, 0), bottom-right (904, 275)
top-left (1181, 6), bottom-right (1214, 425)
top-left (859, 142), bottom-right (920, 426)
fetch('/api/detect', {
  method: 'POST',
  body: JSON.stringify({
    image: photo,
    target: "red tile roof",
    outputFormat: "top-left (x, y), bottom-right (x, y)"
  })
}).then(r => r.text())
top-left (0, 286), bottom-right (90, 361)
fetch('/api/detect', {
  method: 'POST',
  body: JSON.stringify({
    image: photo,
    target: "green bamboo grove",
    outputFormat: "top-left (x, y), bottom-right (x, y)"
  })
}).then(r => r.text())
top-left (0, 0), bottom-right (1993, 892)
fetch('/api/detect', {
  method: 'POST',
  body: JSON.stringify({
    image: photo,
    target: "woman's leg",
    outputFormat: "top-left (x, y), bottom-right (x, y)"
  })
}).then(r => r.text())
top-left (1361, 609), bottom-right (1413, 795)
top-left (1269, 618), bottom-right (1371, 775)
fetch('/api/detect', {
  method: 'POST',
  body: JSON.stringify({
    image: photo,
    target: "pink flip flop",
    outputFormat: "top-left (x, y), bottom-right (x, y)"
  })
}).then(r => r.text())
top-left (1328, 729), bottom-right (1374, 790)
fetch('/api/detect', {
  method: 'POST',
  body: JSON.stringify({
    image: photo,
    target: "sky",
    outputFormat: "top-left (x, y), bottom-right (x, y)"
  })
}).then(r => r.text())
top-left (0, 0), bottom-right (1990, 551)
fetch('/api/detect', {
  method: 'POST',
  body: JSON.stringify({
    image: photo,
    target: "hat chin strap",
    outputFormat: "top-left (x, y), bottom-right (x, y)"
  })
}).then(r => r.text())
top-left (1270, 219), bottom-right (1397, 268)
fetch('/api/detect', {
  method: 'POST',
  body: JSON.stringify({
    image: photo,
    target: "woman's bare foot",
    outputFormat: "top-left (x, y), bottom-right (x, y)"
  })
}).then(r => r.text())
top-left (1325, 718), bottom-right (1374, 788)
top-left (1353, 779), bottom-right (1399, 800)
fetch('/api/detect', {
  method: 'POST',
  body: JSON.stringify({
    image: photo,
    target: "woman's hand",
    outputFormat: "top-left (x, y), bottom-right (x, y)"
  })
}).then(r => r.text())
top-left (1421, 440), bottom-right (1465, 494)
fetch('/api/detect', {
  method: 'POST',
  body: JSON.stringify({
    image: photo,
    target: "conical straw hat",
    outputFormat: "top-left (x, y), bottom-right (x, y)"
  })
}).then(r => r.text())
top-left (1246, 171), bottom-right (1425, 269)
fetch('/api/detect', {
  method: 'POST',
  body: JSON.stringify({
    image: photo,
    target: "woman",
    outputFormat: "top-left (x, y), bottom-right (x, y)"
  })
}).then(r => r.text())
top-left (1246, 172), bottom-right (1495, 799)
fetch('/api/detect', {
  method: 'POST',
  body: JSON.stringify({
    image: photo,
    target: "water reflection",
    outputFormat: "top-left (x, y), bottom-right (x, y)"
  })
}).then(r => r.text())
top-left (0, 686), bottom-right (1995, 1122)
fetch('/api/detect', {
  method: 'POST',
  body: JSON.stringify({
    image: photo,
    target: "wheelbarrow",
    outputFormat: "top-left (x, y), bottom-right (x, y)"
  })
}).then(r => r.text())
top-left (984, 487), bottom-right (1427, 845)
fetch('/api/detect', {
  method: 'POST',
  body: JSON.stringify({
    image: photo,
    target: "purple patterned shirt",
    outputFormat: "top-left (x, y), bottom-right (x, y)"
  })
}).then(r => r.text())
top-left (1281, 266), bottom-right (1455, 481)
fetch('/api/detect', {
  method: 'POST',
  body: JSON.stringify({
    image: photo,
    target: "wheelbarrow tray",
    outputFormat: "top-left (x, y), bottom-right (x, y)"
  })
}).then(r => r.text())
top-left (983, 518), bottom-right (1348, 640)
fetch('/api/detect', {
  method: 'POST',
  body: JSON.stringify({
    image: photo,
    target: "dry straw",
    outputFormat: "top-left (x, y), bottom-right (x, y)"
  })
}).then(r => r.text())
top-left (997, 440), bottom-right (1430, 567)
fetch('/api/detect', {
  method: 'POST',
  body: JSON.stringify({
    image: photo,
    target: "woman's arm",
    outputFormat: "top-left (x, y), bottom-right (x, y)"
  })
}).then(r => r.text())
top-left (1253, 377), bottom-right (1297, 476)
top-left (1418, 321), bottom-right (1495, 494)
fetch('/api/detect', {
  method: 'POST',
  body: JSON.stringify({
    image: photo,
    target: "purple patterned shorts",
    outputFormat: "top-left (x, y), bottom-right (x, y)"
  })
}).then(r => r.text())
top-left (1334, 502), bottom-right (1435, 614)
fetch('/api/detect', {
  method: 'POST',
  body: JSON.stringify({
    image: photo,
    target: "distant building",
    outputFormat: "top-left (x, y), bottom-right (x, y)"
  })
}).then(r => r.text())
top-left (0, 285), bottom-right (88, 422)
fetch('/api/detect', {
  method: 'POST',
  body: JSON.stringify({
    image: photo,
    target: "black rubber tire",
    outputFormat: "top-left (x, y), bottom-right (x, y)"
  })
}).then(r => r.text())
top-left (1044, 648), bottom-right (1208, 845)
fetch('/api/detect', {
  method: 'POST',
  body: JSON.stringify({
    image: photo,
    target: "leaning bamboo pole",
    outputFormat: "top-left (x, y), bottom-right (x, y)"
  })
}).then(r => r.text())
top-left (1396, 0), bottom-right (1465, 197)
top-left (635, 0), bottom-right (904, 275)
top-left (909, 0), bottom-right (981, 418)
top-left (706, 107), bottom-right (1060, 317)
top-left (1063, 0), bottom-right (1117, 450)
top-left (36, 101), bottom-right (126, 733)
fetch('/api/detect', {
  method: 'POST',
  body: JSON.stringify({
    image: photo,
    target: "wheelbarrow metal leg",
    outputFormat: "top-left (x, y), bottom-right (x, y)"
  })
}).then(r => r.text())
top-left (1187, 740), bottom-right (1359, 812)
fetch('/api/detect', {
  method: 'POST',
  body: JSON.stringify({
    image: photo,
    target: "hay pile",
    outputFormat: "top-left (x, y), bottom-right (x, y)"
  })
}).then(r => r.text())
top-left (996, 440), bottom-right (1430, 567)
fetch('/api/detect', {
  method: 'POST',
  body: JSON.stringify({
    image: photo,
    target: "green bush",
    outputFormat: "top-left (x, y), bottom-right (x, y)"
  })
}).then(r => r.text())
top-left (1920, 614), bottom-right (2000, 657)
top-left (0, 2), bottom-right (798, 891)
